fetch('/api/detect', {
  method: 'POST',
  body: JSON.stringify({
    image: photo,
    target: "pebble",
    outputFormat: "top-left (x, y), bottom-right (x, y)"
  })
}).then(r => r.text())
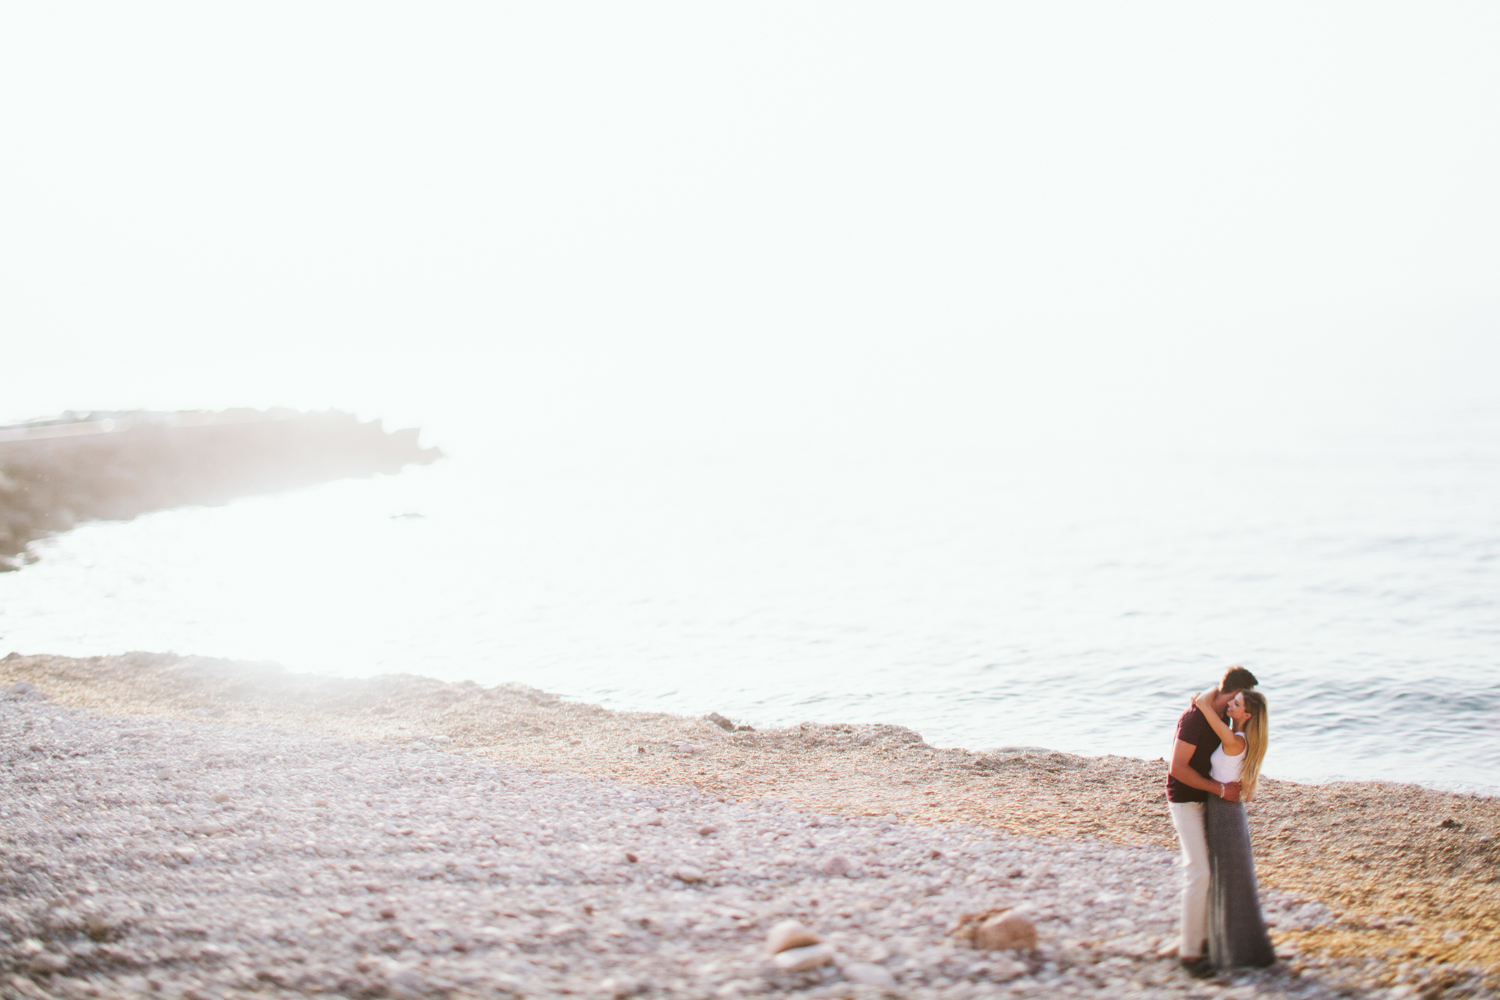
top-left (841, 961), bottom-right (897, 987)
top-left (953, 908), bottom-right (1037, 952)
top-left (385, 964), bottom-right (426, 997)
top-left (771, 944), bottom-right (834, 971)
top-left (599, 975), bottom-right (640, 997)
top-left (765, 919), bottom-right (821, 955)
top-left (3, 679), bottom-right (43, 700)
top-left (0, 694), bottom-right (1436, 999)
top-left (820, 854), bottom-right (851, 877)
top-left (26, 953), bottom-right (69, 975)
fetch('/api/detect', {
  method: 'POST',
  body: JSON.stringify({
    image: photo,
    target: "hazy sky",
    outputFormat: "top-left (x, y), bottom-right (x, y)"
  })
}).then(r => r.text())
top-left (3, 5), bottom-right (1496, 457)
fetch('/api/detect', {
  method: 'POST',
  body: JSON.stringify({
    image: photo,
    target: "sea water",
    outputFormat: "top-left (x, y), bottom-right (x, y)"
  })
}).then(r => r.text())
top-left (1, 407), bottom-right (1495, 795)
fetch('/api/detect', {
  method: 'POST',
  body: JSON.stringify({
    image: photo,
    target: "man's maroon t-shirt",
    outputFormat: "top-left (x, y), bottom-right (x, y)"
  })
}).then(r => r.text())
top-left (1165, 705), bottom-right (1221, 803)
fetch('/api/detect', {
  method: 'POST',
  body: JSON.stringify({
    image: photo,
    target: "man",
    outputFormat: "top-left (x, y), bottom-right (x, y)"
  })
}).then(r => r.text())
top-left (1165, 665), bottom-right (1259, 978)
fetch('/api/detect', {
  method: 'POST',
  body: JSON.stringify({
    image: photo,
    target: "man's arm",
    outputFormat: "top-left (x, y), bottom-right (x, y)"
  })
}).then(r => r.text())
top-left (1192, 690), bottom-right (1245, 756)
top-left (1169, 739), bottom-right (1240, 802)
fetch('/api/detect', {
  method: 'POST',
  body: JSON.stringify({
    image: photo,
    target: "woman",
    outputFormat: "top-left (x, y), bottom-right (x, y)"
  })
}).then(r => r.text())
top-left (1192, 687), bottom-right (1276, 970)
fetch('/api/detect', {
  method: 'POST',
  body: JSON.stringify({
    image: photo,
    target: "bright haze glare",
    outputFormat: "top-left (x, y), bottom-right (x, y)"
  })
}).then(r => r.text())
top-left (1, 5), bottom-right (1495, 454)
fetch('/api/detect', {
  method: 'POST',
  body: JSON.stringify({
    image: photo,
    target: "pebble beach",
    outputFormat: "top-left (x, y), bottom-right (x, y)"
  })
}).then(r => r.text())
top-left (2, 653), bottom-right (1497, 1000)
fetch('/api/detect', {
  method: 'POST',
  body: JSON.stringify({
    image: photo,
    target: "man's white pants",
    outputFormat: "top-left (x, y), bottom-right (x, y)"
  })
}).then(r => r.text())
top-left (1169, 801), bottom-right (1210, 959)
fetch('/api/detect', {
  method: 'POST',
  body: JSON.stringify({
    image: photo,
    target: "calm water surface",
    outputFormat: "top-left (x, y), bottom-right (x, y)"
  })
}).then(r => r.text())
top-left (1, 412), bottom-right (1496, 794)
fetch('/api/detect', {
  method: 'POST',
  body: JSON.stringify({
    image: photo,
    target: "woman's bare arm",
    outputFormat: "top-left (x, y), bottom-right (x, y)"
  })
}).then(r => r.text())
top-left (1192, 690), bottom-right (1245, 756)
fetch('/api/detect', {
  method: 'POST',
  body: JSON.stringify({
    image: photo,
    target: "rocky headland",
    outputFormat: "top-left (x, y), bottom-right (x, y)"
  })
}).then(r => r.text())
top-left (1, 653), bottom-right (1496, 1000)
top-left (0, 410), bottom-right (441, 571)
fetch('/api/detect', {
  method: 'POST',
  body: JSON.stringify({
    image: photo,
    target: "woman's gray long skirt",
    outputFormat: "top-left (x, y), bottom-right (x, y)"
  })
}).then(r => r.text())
top-left (1205, 796), bottom-right (1277, 969)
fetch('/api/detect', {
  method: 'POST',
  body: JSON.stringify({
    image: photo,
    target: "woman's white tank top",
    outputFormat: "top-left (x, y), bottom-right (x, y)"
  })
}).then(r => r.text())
top-left (1209, 737), bottom-right (1246, 784)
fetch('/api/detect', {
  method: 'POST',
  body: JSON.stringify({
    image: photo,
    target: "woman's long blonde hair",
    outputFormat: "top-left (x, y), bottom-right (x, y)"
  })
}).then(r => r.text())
top-left (1238, 689), bottom-right (1269, 801)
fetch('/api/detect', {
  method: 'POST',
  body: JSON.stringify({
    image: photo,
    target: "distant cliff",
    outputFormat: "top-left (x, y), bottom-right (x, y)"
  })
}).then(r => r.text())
top-left (0, 409), bottom-right (441, 570)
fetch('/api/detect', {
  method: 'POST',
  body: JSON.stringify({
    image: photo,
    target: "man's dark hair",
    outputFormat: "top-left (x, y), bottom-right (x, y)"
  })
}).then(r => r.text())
top-left (1220, 665), bottom-right (1259, 693)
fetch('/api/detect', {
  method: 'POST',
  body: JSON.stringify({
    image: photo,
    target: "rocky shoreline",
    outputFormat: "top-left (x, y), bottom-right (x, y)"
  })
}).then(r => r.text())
top-left (2, 653), bottom-right (1496, 999)
top-left (0, 410), bottom-right (440, 571)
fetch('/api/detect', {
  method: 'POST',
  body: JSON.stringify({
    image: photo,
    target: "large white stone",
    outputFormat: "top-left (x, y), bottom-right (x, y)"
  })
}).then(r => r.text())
top-left (765, 919), bottom-right (820, 955)
top-left (771, 944), bottom-right (834, 972)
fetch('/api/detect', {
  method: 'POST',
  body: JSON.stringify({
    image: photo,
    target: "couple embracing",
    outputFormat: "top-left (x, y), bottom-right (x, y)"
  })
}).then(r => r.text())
top-left (1166, 665), bottom-right (1275, 978)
